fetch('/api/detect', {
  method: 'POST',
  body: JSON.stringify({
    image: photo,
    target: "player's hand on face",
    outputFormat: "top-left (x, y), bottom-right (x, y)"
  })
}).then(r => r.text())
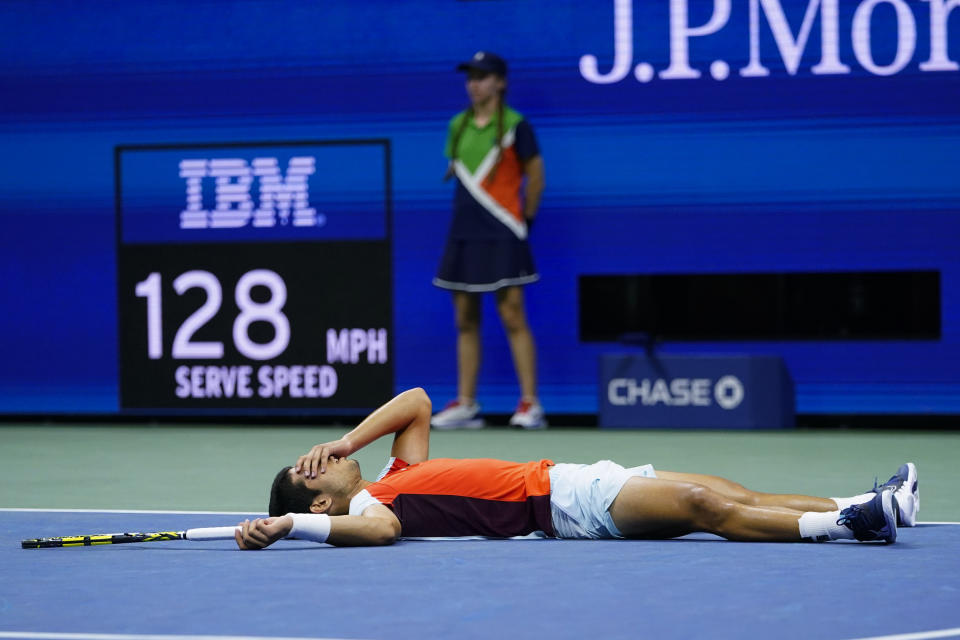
top-left (296, 438), bottom-right (354, 477)
top-left (235, 516), bottom-right (293, 550)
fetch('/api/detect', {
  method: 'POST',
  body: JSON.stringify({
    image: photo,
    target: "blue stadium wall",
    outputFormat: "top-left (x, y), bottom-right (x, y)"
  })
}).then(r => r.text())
top-left (1, 0), bottom-right (958, 415)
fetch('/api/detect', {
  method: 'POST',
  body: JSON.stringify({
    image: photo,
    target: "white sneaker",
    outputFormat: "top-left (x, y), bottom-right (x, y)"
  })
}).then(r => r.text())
top-left (871, 462), bottom-right (919, 527)
top-left (431, 399), bottom-right (484, 430)
top-left (509, 399), bottom-right (547, 430)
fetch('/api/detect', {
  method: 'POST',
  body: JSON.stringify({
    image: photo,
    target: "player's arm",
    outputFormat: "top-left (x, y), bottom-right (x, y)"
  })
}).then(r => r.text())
top-left (523, 155), bottom-right (544, 223)
top-left (296, 387), bottom-right (432, 477)
top-left (236, 504), bottom-right (401, 549)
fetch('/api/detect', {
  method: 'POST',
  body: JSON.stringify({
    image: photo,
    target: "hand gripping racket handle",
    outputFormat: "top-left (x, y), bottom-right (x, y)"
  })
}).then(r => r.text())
top-left (184, 526), bottom-right (241, 541)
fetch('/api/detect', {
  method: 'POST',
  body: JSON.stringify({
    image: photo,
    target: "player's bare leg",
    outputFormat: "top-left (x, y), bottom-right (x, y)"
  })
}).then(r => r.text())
top-left (655, 471), bottom-right (838, 513)
top-left (453, 291), bottom-right (481, 401)
top-left (608, 477), bottom-right (805, 541)
top-left (495, 286), bottom-right (537, 400)
top-left (608, 477), bottom-right (899, 543)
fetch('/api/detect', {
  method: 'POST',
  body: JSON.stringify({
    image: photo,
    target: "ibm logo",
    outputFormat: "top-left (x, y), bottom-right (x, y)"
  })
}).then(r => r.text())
top-left (178, 156), bottom-right (324, 229)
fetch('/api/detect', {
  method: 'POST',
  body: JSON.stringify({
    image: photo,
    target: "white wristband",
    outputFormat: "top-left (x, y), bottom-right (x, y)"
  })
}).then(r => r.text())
top-left (287, 513), bottom-right (332, 543)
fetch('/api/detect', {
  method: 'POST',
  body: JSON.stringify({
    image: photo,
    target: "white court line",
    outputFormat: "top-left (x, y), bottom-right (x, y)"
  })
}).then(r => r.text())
top-left (0, 633), bottom-right (362, 640)
top-left (1, 508), bottom-right (958, 527)
top-left (845, 627), bottom-right (960, 640)
top-left (0, 508), bottom-right (540, 540)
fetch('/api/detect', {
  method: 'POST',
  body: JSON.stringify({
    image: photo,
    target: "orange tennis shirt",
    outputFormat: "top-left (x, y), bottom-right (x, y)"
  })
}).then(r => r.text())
top-left (360, 457), bottom-right (555, 537)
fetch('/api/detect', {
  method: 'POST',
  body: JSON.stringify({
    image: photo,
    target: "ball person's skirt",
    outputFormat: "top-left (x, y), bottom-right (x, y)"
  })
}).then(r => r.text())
top-left (433, 236), bottom-right (539, 292)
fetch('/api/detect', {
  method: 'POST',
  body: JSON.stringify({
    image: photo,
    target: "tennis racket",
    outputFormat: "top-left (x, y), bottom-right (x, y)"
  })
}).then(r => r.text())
top-left (21, 525), bottom-right (239, 549)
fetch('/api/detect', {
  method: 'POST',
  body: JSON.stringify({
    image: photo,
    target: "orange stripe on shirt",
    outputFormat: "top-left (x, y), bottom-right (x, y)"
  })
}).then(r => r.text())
top-left (482, 146), bottom-right (524, 223)
top-left (367, 458), bottom-right (553, 506)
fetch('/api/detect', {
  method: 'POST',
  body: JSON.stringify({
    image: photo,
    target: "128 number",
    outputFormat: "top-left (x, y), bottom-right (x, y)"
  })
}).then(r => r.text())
top-left (135, 269), bottom-right (290, 361)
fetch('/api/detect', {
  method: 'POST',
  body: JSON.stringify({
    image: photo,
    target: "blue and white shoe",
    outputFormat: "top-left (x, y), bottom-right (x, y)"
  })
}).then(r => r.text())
top-left (838, 489), bottom-right (898, 543)
top-left (870, 462), bottom-right (918, 527)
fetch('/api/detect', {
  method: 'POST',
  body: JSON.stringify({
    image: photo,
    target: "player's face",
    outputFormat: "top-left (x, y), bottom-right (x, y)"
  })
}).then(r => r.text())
top-left (465, 71), bottom-right (504, 107)
top-left (296, 457), bottom-right (361, 495)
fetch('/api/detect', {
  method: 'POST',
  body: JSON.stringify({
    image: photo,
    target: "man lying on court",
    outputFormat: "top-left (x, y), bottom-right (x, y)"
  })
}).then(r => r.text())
top-left (235, 388), bottom-right (918, 549)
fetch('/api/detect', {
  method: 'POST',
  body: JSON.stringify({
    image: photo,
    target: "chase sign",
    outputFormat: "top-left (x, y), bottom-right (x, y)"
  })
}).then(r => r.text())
top-left (599, 354), bottom-right (795, 428)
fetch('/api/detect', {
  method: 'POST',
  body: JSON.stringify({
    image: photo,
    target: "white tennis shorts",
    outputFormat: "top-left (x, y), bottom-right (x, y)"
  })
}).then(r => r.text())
top-left (549, 460), bottom-right (657, 539)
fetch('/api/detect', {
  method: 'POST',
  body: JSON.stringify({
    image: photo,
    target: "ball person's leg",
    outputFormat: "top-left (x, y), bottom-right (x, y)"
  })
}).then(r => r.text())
top-left (453, 291), bottom-right (482, 401)
top-left (495, 286), bottom-right (537, 400)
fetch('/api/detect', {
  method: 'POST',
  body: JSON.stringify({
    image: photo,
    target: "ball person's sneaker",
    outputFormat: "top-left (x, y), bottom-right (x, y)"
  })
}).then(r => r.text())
top-left (509, 399), bottom-right (547, 430)
top-left (430, 399), bottom-right (484, 430)
top-left (869, 462), bottom-right (919, 527)
top-left (837, 488), bottom-right (899, 543)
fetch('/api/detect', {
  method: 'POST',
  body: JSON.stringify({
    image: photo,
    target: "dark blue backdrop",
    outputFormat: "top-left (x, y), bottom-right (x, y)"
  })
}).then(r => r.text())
top-left (2, 0), bottom-right (958, 415)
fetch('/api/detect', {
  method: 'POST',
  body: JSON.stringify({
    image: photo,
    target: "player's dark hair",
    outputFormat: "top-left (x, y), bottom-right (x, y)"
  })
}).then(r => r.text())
top-left (268, 465), bottom-right (318, 517)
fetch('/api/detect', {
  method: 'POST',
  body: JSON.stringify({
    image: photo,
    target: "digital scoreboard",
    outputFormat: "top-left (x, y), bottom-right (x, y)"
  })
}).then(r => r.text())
top-left (116, 140), bottom-right (392, 414)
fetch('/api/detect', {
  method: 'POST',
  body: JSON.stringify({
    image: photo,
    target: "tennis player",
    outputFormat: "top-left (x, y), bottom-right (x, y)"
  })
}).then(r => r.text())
top-left (235, 388), bottom-right (917, 549)
top-left (430, 51), bottom-right (547, 430)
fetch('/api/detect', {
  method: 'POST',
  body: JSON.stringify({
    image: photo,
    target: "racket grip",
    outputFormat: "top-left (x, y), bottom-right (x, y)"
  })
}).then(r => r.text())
top-left (185, 526), bottom-right (241, 541)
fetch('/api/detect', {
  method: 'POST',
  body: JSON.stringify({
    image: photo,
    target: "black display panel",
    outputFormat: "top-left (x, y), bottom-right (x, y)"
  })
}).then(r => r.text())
top-left (580, 271), bottom-right (940, 342)
top-left (116, 140), bottom-right (392, 413)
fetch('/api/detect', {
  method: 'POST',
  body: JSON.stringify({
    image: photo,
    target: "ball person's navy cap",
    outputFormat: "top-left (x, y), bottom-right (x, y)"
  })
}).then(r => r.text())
top-left (456, 51), bottom-right (507, 76)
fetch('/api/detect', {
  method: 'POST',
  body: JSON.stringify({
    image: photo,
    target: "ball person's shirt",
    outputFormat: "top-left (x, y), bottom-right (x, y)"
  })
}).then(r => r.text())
top-left (445, 106), bottom-right (540, 240)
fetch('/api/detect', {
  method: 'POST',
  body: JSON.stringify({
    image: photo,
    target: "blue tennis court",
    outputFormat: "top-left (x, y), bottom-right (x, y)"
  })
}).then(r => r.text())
top-left (3, 508), bottom-right (959, 640)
